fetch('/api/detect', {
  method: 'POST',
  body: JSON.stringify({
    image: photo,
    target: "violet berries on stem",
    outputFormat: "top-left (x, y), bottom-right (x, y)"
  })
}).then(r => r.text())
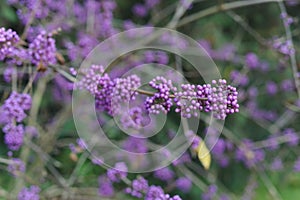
top-left (77, 66), bottom-right (239, 120)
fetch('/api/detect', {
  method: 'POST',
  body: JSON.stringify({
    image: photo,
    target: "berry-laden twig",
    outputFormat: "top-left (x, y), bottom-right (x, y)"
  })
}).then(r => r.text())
top-left (77, 65), bottom-right (239, 120)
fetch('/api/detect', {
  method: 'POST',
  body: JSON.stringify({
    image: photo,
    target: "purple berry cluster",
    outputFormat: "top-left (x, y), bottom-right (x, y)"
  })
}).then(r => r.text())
top-left (99, 162), bottom-right (183, 199)
top-left (0, 27), bottom-right (20, 61)
top-left (18, 185), bottom-right (40, 200)
top-left (28, 31), bottom-right (56, 67)
top-left (209, 79), bottom-right (230, 120)
top-left (125, 176), bottom-right (149, 198)
top-left (107, 162), bottom-right (128, 183)
top-left (77, 65), bottom-right (107, 95)
top-left (145, 76), bottom-right (176, 114)
top-left (111, 75), bottom-right (141, 114)
top-left (174, 84), bottom-right (199, 118)
top-left (0, 26), bottom-right (59, 67)
top-left (98, 175), bottom-right (115, 197)
top-left (97, 0), bottom-right (117, 38)
top-left (146, 185), bottom-right (182, 200)
top-left (196, 84), bottom-right (213, 112)
top-left (77, 65), bottom-right (114, 114)
top-left (280, 12), bottom-right (294, 26)
top-left (1, 92), bottom-right (32, 123)
top-left (3, 124), bottom-right (25, 151)
top-left (149, 78), bottom-right (238, 120)
top-left (125, 176), bottom-right (182, 200)
top-left (98, 162), bottom-right (128, 197)
top-left (94, 72), bottom-right (115, 115)
top-left (0, 92), bottom-right (32, 150)
top-left (273, 39), bottom-right (295, 56)
top-left (210, 79), bottom-right (239, 120)
top-left (225, 85), bottom-right (239, 114)
top-left (77, 65), bottom-right (142, 115)
top-left (78, 65), bottom-right (239, 120)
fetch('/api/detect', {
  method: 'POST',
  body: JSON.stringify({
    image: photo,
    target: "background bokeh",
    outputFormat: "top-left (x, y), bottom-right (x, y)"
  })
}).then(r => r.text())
top-left (0, 0), bottom-right (300, 199)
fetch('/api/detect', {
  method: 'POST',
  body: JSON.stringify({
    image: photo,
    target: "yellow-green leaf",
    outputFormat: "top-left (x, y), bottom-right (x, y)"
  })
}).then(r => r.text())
top-left (196, 139), bottom-right (211, 170)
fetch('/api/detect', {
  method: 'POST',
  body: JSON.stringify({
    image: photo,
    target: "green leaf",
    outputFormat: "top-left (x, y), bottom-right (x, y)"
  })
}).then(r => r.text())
top-left (1, 6), bottom-right (18, 23)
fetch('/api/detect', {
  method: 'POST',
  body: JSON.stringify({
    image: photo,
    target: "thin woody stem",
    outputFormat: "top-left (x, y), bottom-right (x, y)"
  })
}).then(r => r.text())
top-left (278, 1), bottom-right (300, 99)
top-left (23, 70), bottom-right (38, 94)
top-left (176, 0), bottom-right (280, 28)
top-left (134, 88), bottom-right (208, 100)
